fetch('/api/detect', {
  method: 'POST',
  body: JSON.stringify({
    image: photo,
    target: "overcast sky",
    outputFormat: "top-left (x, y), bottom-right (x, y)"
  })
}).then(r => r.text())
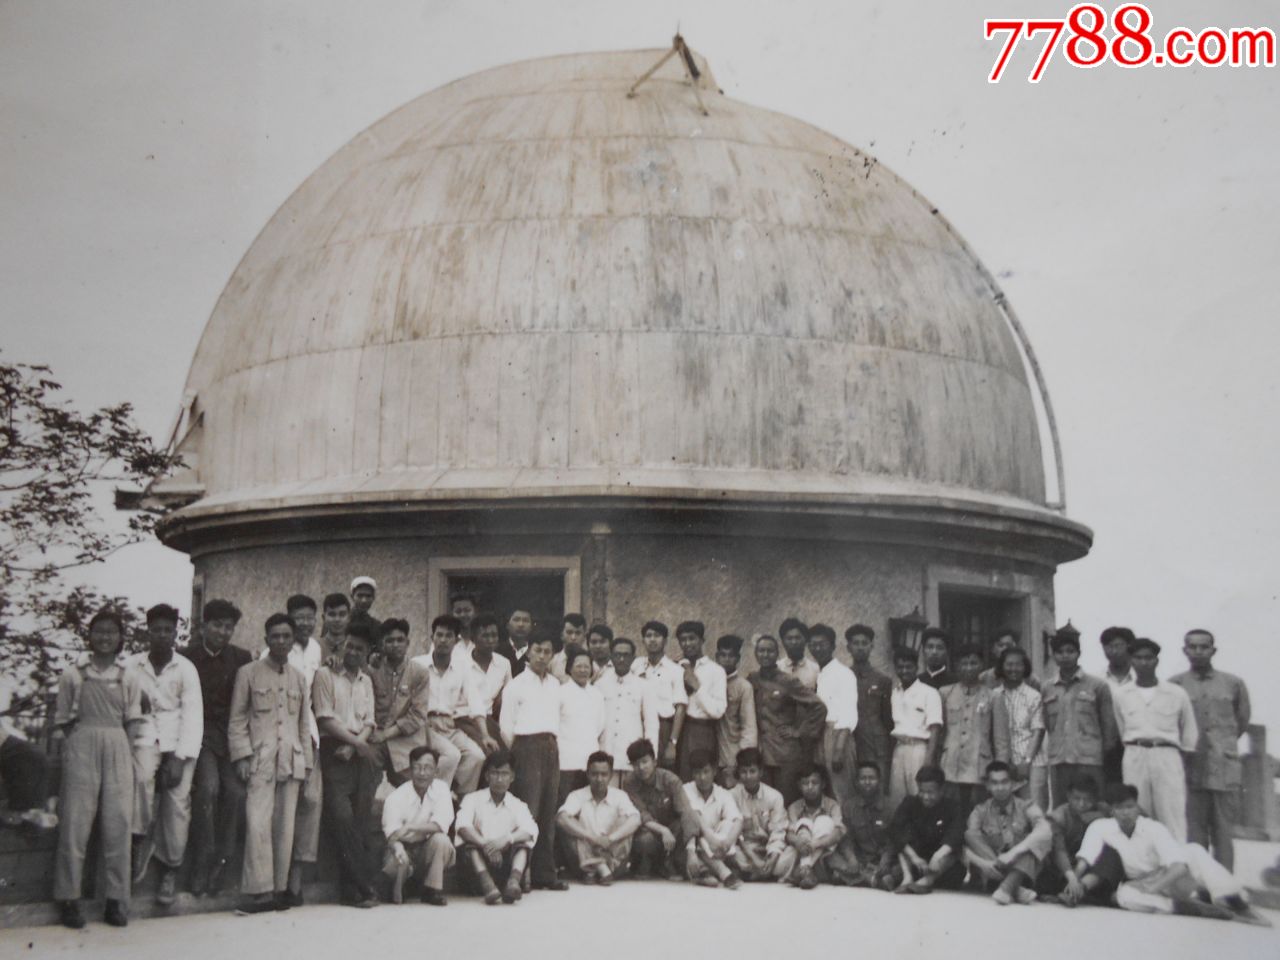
top-left (2, 1), bottom-right (1277, 725)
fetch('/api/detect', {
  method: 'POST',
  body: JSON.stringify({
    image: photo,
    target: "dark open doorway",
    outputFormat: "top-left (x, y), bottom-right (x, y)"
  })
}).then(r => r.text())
top-left (938, 589), bottom-right (1026, 664)
top-left (446, 571), bottom-right (566, 637)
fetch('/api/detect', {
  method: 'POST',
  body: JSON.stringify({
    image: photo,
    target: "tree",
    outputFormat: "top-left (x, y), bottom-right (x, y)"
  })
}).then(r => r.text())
top-left (1, 356), bottom-right (178, 732)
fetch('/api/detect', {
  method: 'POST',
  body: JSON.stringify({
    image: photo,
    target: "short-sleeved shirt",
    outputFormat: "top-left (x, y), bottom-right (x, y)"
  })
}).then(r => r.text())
top-left (682, 657), bottom-right (728, 721)
top-left (381, 778), bottom-right (455, 840)
top-left (455, 789), bottom-right (539, 847)
top-left (632, 656), bottom-right (688, 720)
top-left (312, 665), bottom-right (375, 737)
top-left (891, 680), bottom-right (943, 741)
top-left (816, 660), bottom-right (858, 732)
top-left (890, 795), bottom-right (965, 858)
top-left (559, 786), bottom-right (640, 836)
top-left (966, 796), bottom-right (1045, 855)
top-left (622, 767), bottom-right (692, 832)
top-left (423, 659), bottom-right (486, 720)
top-left (468, 654), bottom-right (513, 717)
top-left (684, 781), bottom-right (743, 838)
top-left (1076, 816), bottom-right (1186, 878)
top-left (998, 682), bottom-right (1046, 767)
top-left (1169, 668), bottom-right (1250, 790)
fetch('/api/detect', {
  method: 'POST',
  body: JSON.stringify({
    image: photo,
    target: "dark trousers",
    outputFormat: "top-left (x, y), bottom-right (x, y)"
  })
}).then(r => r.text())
top-left (630, 821), bottom-right (687, 876)
top-left (946, 782), bottom-right (985, 818)
top-left (1102, 744), bottom-right (1124, 784)
top-left (0, 736), bottom-right (49, 811)
top-left (763, 760), bottom-right (806, 806)
top-left (677, 718), bottom-right (718, 781)
top-left (1050, 763), bottom-right (1103, 808)
top-left (555, 770), bottom-right (589, 872)
top-left (189, 746), bottom-right (245, 876)
top-left (1187, 788), bottom-right (1237, 869)
top-left (320, 741), bottom-right (378, 902)
top-left (512, 734), bottom-right (559, 885)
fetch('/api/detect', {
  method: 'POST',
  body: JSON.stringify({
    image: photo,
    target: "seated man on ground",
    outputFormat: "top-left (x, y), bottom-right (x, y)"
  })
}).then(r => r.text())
top-left (455, 750), bottom-right (539, 905)
top-left (683, 749), bottom-right (744, 888)
top-left (622, 738), bottom-right (695, 879)
top-left (728, 748), bottom-right (788, 882)
top-left (964, 760), bottom-right (1053, 905)
top-left (780, 765), bottom-right (856, 889)
top-left (841, 761), bottom-right (900, 890)
top-left (1038, 773), bottom-right (1106, 905)
top-left (556, 751), bottom-right (642, 885)
top-left (381, 746), bottom-right (455, 905)
top-left (889, 765), bottom-right (967, 894)
top-left (1074, 783), bottom-right (1269, 925)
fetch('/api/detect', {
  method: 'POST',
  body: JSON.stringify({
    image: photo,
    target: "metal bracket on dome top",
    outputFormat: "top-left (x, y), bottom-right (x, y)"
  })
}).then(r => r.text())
top-left (627, 33), bottom-right (709, 115)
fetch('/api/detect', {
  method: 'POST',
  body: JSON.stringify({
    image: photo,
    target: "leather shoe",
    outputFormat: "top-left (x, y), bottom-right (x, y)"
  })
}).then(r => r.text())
top-left (533, 879), bottom-right (569, 891)
top-left (58, 900), bottom-right (86, 930)
top-left (104, 900), bottom-right (129, 927)
top-left (207, 857), bottom-right (230, 894)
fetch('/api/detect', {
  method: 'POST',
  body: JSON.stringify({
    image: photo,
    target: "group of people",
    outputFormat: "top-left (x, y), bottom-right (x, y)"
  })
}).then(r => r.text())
top-left (18, 574), bottom-right (1269, 930)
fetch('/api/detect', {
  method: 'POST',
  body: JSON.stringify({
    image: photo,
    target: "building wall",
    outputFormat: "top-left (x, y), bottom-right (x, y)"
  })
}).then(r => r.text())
top-left (193, 528), bottom-right (1056, 676)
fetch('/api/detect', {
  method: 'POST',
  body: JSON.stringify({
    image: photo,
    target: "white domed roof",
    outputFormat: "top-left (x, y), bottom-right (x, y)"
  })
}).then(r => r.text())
top-left (175, 49), bottom-right (1058, 520)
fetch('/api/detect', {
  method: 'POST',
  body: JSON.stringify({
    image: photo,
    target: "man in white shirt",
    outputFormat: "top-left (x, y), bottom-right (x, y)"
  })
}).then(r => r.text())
top-left (597, 637), bottom-right (658, 780)
top-left (499, 635), bottom-right (569, 890)
top-left (557, 751), bottom-right (641, 883)
top-left (633, 620), bottom-right (688, 769)
top-left (468, 614), bottom-right (513, 737)
top-left (381, 746), bottom-right (455, 905)
top-left (1111, 638), bottom-right (1198, 841)
top-left (417, 617), bottom-right (495, 794)
top-left (808, 624), bottom-right (858, 805)
top-left (683, 749), bottom-right (744, 888)
top-left (888, 645), bottom-right (943, 808)
top-left (1075, 784), bottom-right (1267, 924)
top-left (456, 750), bottom-right (539, 904)
top-left (586, 624), bottom-right (616, 683)
top-left (128, 603), bottom-right (203, 905)
top-left (549, 613), bottom-right (587, 682)
top-left (728, 748), bottom-right (788, 881)
top-left (778, 618), bottom-right (821, 690)
top-left (675, 621), bottom-right (727, 781)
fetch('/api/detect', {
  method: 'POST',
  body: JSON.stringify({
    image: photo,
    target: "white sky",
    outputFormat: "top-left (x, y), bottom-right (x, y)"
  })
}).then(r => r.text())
top-left (2, 1), bottom-right (1277, 725)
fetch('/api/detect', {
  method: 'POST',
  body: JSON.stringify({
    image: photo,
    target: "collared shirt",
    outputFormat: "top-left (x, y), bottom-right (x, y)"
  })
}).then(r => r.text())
top-left (622, 767), bottom-right (693, 832)
top-left (367, 656), bottom-right (430, 769)
top-left (381, 778), bottom-right (455, 840)
top-left (717, 673), bottom-right (758, 768)
top-left (1170, 668), bottom-right (1251, 790)
top-left (265, 639), bottom-right (323, 745)
top-left (455, 788), bottom-right (539, 847)
top-left (596, 671), bottom-right (657, 771)
top-left (939, 682), bottom-right (1010, 785)
top-left (1112, 681), bottom-right (1198, 752)
top-left (1105, 667), bottom-right (1136, 690)
top-left (920, 665), bottom-right (956, 690)
top-left (890, 679), bottom-right (943, 741)
top-left (844, 790), bottom-right (893, 863)
top-left (684, 782), bottom-right (742, 841)
top-left (181, 641), bottom-right (251, 755)
top-left (127, 653), bottom-right (204, 759)
top-left (778, 656), bottom-right (821, 691)
top-left (423, 658), bottom-right (485, 719)
top-left (749, 669), bottom-right (824, 765)
top-left (852, 664), bottom-right (895, 762)
top-left (816, 659), bottom-right (859, 732)
top-left (889, 795), bottom-right (965, 857)
top-left (1077, 816), bottom-right (1186, 878)
top-left (787, 795), bottom-right (846, 842)
top-left (682, 657), bottom-right (728, 721)
top-left (966, 796), bottom-right (1051, 856)
top-left (1042, 670), bottom-right (1117, 766)
top-left (548, 649), bottom-right (569, 684)
top-left (312, 665), bottom-right (375, 737)
top-left (998, 682), bottom-right (1046, 766)
top-left (227, 657), bottom-right (313, 780)
top-left (632, 656), bottom-right (689, 719)
top-left (499, 668), bottom-right (562, 742)
top-left (591, 661), bottom-right (614, 684)
top-left (558, 680), bottom-right (607, 771)
top-left (730, 782), bottom-right (787, 855)
top-left (558, 786), bottom-right (640, 835)
top-left (468, 653), bottom-right (513, 717)
top-left (1048, 802), bottom-right (1103, 860)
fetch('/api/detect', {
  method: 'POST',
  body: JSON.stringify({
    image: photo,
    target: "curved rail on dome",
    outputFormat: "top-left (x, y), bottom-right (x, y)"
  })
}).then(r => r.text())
top-left (924, 209), bottom-right (1068, 513)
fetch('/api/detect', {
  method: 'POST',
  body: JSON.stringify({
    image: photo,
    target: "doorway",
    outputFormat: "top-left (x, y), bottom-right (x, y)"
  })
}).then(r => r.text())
top-left (445, 572), bottom-right (566, 636)
top-left (938, 588), bottom-right (1026, 664)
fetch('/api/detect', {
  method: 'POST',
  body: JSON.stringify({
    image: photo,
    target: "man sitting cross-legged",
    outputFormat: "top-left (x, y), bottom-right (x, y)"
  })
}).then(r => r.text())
top-left (556, 751), bottom-right (642, 885)
top-left (779, 764), bottom-right (857, 889)
top-left (728, 748), bottom-right (788, 882)
top-left (455, 750), bottom-right (539, 905)
top-left (622, 738), bottom-right (696, 879)
top-left (380, 746), bottom-right (455, 906)
top-left (841, 760), bottom-right (901, 890)
top-left (890, 765), bottom-right (966, 894)
top-left (964, 760), bottom-right (1053, 905)
top-left (683, 749), bottom-right (744, 888)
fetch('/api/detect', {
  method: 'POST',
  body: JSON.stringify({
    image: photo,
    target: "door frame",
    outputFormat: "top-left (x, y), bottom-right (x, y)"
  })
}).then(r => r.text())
top-left (426, 554), bottom-right (583, 625)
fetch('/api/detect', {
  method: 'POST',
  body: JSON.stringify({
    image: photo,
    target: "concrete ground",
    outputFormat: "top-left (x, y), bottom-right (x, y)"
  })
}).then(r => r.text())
top-left (3, 879), bottom-right (1276, 960)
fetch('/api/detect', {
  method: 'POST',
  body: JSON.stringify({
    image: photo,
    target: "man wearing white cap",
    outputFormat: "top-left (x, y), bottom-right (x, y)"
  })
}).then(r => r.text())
top-left (350, 577), bottom-right (377, 617)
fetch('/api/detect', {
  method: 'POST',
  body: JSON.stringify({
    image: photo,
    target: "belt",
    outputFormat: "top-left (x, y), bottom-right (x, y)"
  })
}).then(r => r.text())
top-left (427, 712), bottom-right (452, 719)
top-left (686, 717), bottom-right (716, 725)
top-left (1126, 739), bottom-right (1177, 748)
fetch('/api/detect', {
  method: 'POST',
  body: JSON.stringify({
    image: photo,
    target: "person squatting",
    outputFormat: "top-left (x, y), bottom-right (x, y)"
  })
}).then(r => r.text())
top-left (34, 584), bottom-right (1268, 930)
